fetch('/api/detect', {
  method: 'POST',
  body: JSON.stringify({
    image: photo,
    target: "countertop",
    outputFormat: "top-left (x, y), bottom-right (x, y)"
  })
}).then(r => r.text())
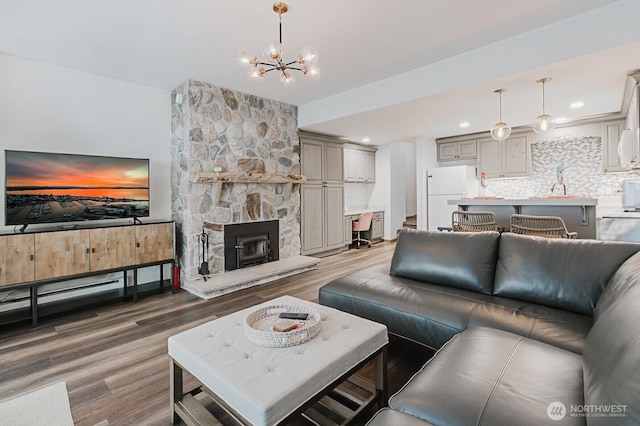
top-left (344, 205), bottom-right (385, 215)
top-left (448, 198), bottom-right (598, 207)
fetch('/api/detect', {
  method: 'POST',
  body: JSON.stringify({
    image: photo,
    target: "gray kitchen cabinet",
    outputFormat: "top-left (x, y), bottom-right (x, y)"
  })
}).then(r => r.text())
top-left (438, 139), bottom-right (477, 161)
top-left (344, 146), bottom-right (376, 183)
top-left (477, 135), bottom-right (529, 178)
top-left (300, 132), bottom-right (345, 255)
top-left (602, 119), bottom-right (634, 173)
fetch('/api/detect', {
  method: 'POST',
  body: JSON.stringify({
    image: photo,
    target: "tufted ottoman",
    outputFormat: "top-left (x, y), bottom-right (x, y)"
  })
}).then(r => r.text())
top-left (168, 295), bottom-right (388, 425)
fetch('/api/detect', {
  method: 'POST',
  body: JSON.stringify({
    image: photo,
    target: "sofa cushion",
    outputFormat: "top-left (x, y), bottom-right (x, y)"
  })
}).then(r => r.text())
top-left (582, 251), bottom-right (640, 424)
top-left (319, 265), bottom-right (592, 353)
top-left (493, 233), bottom-right (640, 316)
top-left (389, 327), bottom-right (585, 426)
top-left (390, 229), bottom-right (499, 294)
top-left (366, 408), bottom-right (434, 426)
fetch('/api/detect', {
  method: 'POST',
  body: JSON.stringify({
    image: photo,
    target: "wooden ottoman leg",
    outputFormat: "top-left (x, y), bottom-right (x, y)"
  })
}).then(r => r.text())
top-left (375, 346), bottom-right (388, 407)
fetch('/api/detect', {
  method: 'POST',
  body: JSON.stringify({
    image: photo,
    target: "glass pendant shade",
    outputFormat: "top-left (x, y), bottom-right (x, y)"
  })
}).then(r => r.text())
top-left (533, 114), bottom-right (557, 134)
top-left (491, 122), bottom-right (512, 141)
top-left (490, 89), bottom-right (511, 141)
top-left (533, 78), bottom-right (556, 134)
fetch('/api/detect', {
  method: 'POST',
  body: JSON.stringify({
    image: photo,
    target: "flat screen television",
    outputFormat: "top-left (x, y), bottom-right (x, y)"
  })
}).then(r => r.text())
top-left (5, 150), bottom-right (149, 228)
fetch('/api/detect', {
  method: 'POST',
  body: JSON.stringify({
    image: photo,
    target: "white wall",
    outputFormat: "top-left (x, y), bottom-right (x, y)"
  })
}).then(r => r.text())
top-left (402, 142), bottom-right (417, 216)
top-left (0, 54), bottom-right (171, 231)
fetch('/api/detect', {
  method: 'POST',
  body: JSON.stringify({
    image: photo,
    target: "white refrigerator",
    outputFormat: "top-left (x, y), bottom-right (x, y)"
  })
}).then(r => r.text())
top-left (427, 166), bottom-right (478, 231)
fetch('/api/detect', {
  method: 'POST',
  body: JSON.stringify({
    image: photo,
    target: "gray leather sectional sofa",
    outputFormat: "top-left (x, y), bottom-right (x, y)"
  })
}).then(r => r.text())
top-left (319, 229), bottom-right (640, 425)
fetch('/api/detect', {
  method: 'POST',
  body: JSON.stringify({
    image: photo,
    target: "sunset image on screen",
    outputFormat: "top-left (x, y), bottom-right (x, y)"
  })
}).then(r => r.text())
top-left (5, 150), bottom-right (150, 226)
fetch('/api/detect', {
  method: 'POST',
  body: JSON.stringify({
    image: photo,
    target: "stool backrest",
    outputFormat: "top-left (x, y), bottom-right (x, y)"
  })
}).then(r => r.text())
top-left (510, 214), bottom-right (577, 238)
top-left (452, 211), bottom-right (498, 232)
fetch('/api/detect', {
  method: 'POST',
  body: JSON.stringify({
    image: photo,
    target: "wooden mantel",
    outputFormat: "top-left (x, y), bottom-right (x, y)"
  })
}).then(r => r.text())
top-left (194, 172), bottom-right (307, 184)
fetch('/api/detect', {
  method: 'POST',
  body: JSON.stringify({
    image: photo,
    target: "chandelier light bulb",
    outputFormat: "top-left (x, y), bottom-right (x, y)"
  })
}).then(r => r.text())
top-left (280, 70), bottom-right (296, 87)
top-left (298, 46), bottom-right (318, 66)
top-left (238, 3), bottom-right (320, 86)
top-left (237, 50), bottom-right (257, 70)
top-left (248, 66), bottom-right (266, 81)
top-left (303, 65), bottom-right (321, 80)
top-left (263, 41), bottom-right (282, 61)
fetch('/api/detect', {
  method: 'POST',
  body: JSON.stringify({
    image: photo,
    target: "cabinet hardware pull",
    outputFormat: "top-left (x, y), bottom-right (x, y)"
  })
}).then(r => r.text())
top-left (92, 248), bottom-right (95, 253)
top-left (30, 254), bottom-right (34, 261)
top-left (86, 248), bottom-right (90, 254)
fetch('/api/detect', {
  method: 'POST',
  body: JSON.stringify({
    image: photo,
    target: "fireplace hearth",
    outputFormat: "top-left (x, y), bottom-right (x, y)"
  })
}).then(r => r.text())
top-left (224, 220), bottom-right (279, 271)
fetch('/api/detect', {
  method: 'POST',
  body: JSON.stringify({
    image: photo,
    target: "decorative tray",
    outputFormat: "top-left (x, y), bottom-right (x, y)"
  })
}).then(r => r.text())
top-left (244, 304), bottom-right (321, 348)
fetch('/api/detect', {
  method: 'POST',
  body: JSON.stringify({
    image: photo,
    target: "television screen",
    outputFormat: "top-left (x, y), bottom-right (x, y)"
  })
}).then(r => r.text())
top-left (5, 150), bottom-right (149, 227)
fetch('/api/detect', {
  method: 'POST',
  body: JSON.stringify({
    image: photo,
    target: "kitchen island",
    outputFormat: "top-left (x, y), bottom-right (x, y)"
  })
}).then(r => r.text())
top-left (448, 198), bottom-right (598, 239)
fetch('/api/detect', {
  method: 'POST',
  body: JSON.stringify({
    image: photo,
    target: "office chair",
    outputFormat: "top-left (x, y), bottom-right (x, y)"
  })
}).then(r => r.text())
top-left (510, 214), bottom-right (578, 239)
top-left (352, 212), bottom-right (373, 248)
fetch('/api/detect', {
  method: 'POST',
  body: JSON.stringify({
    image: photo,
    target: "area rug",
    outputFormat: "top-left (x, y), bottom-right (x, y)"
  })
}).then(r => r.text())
top-left (0, 382), bottom-right (74, 426)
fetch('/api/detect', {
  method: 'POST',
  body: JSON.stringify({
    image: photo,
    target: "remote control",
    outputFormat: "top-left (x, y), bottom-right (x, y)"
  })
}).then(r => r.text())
top-left (278, 312), bottom-right (308, 320)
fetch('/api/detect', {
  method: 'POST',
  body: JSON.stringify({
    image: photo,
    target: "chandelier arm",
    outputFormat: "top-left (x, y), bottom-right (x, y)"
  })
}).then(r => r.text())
top-left (286, 66), bottom-right (303, 71)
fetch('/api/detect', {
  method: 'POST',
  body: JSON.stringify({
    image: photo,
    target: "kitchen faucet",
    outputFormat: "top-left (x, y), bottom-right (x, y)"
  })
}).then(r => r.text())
top-left (550, 162), bottom-right (567, 195)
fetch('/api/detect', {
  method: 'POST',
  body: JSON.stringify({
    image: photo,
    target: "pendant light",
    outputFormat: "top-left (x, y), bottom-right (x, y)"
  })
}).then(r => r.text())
top-left (532, 77), bottom-right (556, 134)
top-left (490, 89), bottom-right (511, 141)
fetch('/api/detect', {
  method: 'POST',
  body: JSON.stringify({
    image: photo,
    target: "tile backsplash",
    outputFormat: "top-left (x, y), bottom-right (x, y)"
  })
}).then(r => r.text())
top-left (485, 135), bottom-right (640, 200)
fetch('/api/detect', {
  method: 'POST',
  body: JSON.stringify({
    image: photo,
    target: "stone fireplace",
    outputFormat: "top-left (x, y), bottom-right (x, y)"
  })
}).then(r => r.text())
top-left (170, 80), bottom-right (301, 287)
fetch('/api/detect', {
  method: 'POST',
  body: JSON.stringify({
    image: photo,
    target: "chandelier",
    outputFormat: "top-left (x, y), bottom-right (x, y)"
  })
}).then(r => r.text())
top-left (490, 89), bottom-right (511, 141)
top-left (532, 77), bottom-right (557, 134)
top-left (237, 2), bottom-right (321, 87)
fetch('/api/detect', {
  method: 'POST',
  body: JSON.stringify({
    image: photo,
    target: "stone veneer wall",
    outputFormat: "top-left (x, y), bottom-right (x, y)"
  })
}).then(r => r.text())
top-left (170, 80), bottom-right (301, 284)
top-left (485, 135), bottom-right (640, 198)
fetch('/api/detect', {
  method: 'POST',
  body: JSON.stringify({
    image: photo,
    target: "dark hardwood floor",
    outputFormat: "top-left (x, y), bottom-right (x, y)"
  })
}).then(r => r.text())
top-left (0, 241), bottom-right (433, 425)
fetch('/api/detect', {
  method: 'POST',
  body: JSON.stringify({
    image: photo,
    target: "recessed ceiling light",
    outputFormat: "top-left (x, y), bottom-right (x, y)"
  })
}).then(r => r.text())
top-left (459, 122), bottom-right (470, 128)
top-left (362, 137), bottom-right (370, 143)
top-left (570, 101), bottom-right (584, 109)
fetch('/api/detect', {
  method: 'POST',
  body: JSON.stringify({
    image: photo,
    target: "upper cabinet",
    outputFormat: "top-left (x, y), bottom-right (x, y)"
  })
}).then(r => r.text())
top-left (302, 139), bottom-right (344, 184)
top-left (477, 135), bottom-right (530, 178)
top-left (437, 139), bottom-right (477, 161)
top-left (602, 120), bottom-right (631, 172)
top-left (344, 145), bottom-right (376, 183)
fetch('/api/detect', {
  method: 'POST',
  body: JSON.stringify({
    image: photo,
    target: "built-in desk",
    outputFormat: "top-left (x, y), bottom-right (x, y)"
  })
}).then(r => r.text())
top-left (344, 207), bottom-right (384, 246)
top-left (448, 198), bottom-right (598, 239)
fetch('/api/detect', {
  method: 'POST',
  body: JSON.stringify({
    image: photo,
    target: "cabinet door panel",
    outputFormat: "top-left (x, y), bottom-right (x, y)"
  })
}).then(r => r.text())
top-left (324, 144), bottom-right (344, 183)
top-left (35, 230), bottom-right (90, 280)
top-left (503, 136), bottom-right (528, 177)
top-left (372, 218), bottom-right (383, 240)
top-left (477, 138), bottom-right (501, 178)
top-left (364, 151), bottom-right (376, 182)
top-left (301, 140), bottom-right (323, 183)
top-left (90, 227), bottom-right (136, 270)
top-left (344, 149), bottom-right (358, 182)
top-left (135, 223), bottom-right (174, 264)
top-left (438, 142), bottom-right (458, 161)
top-left (324, 185), bottom-right (345, 250)
top-left (458, 140), bottom-right (477, 159)
top-left (0, 234), bottom-right (34, 286)
top-left (301, 185), bottom-right (324, 254)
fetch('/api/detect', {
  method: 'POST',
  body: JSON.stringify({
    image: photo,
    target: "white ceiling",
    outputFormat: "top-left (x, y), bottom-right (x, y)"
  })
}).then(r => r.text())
top-left (1, 0), bottom-right (639, 143)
